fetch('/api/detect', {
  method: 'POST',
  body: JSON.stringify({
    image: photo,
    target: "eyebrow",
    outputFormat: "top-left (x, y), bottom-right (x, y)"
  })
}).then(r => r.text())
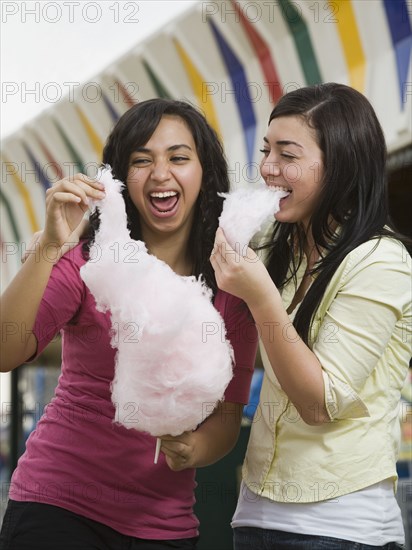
top-left (263, 137), bottom-right (303, 148)
top-left (134, 144), bottom-right (193, 153)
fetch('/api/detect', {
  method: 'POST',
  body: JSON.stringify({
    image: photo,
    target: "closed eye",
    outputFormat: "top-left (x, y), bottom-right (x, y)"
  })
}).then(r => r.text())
top-left (260, 149), bottom-right (296, 160)
top-left (131, 157), bottom-right (151, 166)
top-left (170, 156), bottom-right (189, 162)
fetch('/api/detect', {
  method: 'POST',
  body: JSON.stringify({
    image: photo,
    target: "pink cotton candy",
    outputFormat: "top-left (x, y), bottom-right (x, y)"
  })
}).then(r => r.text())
top-left (219, 184), bottom-right (289, 252)
top-left (80, 167), bottom-right (234, 437)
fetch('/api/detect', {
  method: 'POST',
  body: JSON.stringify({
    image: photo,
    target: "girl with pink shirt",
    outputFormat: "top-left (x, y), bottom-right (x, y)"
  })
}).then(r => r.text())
top-left (0, 99), bottom-right (257, 549)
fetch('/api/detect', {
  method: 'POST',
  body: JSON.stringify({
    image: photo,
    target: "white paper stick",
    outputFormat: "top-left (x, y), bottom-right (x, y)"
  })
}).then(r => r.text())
top-left (154, 437), bottom-right (161, 464)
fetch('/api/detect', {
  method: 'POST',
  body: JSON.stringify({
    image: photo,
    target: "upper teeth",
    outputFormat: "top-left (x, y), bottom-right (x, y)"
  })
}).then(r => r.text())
top-left (150, 191), bottom-right (177, 198)
top-left (269, 185), bottom-right (290, 193)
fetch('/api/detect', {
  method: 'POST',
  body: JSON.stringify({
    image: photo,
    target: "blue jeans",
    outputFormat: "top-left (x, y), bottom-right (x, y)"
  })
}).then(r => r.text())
top-left (233, 527), bottom-right (405, 550)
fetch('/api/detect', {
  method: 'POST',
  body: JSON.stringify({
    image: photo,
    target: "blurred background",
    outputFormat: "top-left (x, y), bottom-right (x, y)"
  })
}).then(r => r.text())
top-left (1, 1), bottom-right (411, 548)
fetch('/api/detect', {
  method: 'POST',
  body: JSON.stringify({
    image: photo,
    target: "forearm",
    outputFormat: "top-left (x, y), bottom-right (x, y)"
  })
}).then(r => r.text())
top-left (0, 244), bottom-right (56, 371)
top-left (191, 402), bottom-right (243, 467)
top-left (1, 175), bottom-right (104, 372)
top-left (249, 285), bottom-right (329, 425)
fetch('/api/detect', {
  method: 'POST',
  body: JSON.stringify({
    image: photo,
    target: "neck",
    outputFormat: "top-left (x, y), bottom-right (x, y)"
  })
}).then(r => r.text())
top-left (143, 230), bottom-right (193, 276)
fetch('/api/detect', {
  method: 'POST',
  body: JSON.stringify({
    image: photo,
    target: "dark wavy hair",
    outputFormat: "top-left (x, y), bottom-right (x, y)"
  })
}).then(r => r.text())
top-left (263, 83), bottom-right (409, 344)
top-left (83, 98), bottom-right (229, 295)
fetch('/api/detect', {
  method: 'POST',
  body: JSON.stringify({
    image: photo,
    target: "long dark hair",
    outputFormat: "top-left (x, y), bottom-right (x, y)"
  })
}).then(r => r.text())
top-left (263, 83), bottom-right (409, 344)
top-left (84, 98), bottom-right (229, 294)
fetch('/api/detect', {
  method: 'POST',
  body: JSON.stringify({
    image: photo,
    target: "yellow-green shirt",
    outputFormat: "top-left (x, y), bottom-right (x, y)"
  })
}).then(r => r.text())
top-left (243, 236), bottom-right (412, 503)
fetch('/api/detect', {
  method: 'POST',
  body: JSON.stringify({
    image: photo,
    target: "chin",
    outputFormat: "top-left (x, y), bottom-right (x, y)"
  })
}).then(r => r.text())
top-left (274, 213), bottom-right (288, 223)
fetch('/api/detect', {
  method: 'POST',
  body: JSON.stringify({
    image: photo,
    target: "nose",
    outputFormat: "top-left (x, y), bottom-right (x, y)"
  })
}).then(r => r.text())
top-left (260, 156), bottom-right (281, 179)
top-left (151, 160), bottom-right (170, 182)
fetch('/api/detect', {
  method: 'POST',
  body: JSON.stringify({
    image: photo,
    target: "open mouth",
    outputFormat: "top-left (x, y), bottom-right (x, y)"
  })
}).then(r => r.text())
top-left (149, 191), bottom-right (180, 214)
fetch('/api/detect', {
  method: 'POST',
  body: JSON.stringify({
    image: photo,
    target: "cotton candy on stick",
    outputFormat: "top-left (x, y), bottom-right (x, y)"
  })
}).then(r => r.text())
top-left (218, 183), bottom-right (289, 253)
top-left (80, 167), bottom-right (234, 464)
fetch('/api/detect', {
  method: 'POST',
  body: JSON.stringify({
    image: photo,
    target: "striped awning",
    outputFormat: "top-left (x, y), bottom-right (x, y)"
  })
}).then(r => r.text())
top-left (1, 0), bottom-right (411, 286)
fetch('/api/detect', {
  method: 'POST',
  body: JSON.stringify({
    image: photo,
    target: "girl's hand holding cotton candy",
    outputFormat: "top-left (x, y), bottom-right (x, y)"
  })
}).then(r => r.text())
top-left (43, 175), bottom-right (104, 248)
top-left (211, 228), bottom-right (276, 311)
top-left (160, 431), bottom-right (195, 472)
top-left (38, 175), bottom-right (105, 263)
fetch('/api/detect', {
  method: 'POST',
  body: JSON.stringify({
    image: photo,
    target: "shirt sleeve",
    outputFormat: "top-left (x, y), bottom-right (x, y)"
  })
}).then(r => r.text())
top-left (312, 239), bottom-right (412, 421)
top-left (220, 293), bottom-right (258, 404)
top-left (31, 245), bottom-right (86, 360)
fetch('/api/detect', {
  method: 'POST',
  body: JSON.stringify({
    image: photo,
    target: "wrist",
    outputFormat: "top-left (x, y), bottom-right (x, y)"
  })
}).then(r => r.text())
top-left (247, 280), bottom-right (281, 314)
top-left (37, 237), bottom-right (64, 265)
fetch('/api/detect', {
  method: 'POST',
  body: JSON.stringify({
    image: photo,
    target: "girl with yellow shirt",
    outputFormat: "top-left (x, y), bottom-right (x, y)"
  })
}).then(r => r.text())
top-left (211, 83), bottom-right (411, 549)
